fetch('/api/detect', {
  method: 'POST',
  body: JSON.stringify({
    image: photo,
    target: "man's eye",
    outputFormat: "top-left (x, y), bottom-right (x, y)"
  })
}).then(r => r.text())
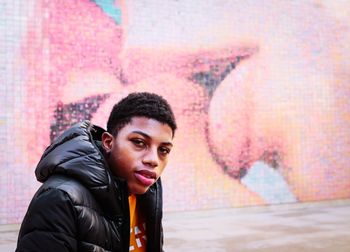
top-left (159, 147), bottom-right (171, 155)
top-left (131, 139), bottom-right (145, 147)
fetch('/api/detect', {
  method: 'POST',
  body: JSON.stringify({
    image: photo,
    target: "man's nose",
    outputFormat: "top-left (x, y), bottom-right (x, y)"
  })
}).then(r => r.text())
top-left (142, 147), bottom-right (159, 168)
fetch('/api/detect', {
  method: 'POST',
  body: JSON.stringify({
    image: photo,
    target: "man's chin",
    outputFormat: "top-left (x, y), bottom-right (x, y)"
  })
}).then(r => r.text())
top-left (128, 184), bottom-right (150, 195)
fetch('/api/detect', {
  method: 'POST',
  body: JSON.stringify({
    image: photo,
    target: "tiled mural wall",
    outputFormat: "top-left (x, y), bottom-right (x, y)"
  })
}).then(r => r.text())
top-left (1, 0), bottom-right (350, 224)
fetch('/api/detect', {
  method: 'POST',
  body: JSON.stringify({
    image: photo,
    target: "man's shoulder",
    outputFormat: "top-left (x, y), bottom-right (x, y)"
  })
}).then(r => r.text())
top-left (38, 175), bottom-right (98, 208)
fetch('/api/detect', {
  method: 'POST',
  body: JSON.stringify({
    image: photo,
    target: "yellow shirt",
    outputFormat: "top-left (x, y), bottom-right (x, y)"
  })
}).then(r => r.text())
top-left (129, 194), bottom-right (147, 251)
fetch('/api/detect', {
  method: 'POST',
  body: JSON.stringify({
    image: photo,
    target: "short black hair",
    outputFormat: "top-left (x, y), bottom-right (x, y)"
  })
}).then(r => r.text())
top-left (107, 92), bottom-right (177, 136)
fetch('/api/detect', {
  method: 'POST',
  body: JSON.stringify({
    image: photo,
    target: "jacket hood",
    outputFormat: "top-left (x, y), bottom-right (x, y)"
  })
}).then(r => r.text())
top-left (35, 121), bottom-right (124, 215)
top-left (36, 120), bottom-right (107, 183)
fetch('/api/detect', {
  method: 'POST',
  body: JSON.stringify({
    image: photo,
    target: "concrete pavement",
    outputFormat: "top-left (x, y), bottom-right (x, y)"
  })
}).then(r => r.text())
top-left (2, 200), bottom-right (350, 251)
top-left (163, 200), bottom-right (350, 251)
top-left (0, 224), bottom-right (19, 252)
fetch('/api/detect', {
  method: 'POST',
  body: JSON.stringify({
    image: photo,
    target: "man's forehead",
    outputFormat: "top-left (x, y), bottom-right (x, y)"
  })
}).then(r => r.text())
top-left (124, 117), bottom-right (173, 142)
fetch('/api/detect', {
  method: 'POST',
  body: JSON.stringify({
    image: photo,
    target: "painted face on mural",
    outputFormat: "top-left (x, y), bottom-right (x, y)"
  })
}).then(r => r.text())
top-left (20, 0), bottom-right (350, 210)
top-left (102, 117), bottom-right (173, 194)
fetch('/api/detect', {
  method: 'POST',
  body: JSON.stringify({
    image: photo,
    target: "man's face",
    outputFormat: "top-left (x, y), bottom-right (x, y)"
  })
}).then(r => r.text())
top-left (102, 116), bottom-right (173, 194)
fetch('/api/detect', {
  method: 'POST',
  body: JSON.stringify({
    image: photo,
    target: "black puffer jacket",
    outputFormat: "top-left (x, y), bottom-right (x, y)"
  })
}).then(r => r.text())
top-left (16, 121), bottom-right (164, 252)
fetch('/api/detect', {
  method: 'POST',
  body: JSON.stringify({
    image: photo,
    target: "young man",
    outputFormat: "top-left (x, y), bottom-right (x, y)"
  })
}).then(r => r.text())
top-left (16, 92), bottom-right (177, 252)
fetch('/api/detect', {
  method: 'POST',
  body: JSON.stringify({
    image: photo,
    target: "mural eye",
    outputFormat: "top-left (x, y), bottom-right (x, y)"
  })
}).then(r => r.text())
top-left (50, 94), bottom-right (110, 142)
top-left (188, 49), bottom-right (256, 97)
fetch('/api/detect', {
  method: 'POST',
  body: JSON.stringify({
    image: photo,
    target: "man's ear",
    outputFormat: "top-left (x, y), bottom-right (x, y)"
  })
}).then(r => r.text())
top-left (101, 132), bottom-right (114, 153)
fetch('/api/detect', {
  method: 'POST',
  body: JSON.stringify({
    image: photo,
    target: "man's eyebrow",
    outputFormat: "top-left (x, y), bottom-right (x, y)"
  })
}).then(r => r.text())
top-left (131, 130), bottom-right (173, 147)
top-left (162, 142), bottom-right (173, 147)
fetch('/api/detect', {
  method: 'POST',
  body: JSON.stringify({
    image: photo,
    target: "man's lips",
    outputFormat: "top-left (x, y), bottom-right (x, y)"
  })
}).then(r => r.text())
top-left (134, 170), bottom-right (157, 187)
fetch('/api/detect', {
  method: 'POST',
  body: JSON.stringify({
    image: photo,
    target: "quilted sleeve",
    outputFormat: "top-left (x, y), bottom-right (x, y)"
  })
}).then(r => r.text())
top-left (16, 188), bottom-right (78, 252)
